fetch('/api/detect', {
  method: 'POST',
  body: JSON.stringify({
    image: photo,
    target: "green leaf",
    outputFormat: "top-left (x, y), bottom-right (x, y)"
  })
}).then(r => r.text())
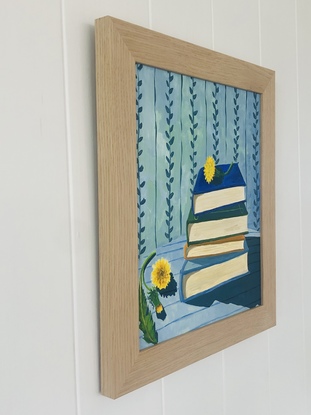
top-left (139, 285), bottom-right (158, 345)
top-left (139, 252), bottom-right (158, 345)
top-left (148, 288), bottom-right (161, 308)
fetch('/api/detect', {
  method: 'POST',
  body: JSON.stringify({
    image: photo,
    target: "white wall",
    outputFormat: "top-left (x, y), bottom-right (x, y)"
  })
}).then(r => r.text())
top-left (1, 0), bottom-right (310, 414)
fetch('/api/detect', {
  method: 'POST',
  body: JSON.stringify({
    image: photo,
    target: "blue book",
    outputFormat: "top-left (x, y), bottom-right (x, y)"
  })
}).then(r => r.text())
top-left (180, 240), bottom-right (249, 304)
top-left (187, 201), bottom-right (248, 245)
top-left (193, 163), bottom-right (246, 215)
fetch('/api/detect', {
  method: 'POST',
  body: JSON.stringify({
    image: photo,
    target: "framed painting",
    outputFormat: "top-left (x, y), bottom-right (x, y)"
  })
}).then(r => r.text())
top-left (95, 16), bottom-right (275, 399)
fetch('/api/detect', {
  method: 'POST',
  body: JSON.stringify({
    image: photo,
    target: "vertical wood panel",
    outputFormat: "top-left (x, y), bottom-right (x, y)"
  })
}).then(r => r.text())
top-left (296, 1), bottom-right (311, 413)
top-left (150, 0), bottom-right (213, 48)
top-left (0, 1), bottom-right (77, 414)
top-left (261, 0), bottom-right (305, 414)
top-left (213, 0), bottom-right (261, 64)
top-left (62, 1), bottom-right (164, 414)
top-left (163, 356), bottom-right (224, 415)
top-left (222, 334), bottom-right (270, 415)
top-left (213, 1), bottom-right (271, 414)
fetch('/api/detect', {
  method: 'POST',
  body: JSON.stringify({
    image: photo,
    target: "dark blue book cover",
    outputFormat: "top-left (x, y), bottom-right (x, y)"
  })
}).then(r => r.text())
top-left (186, 201), bottom-right (248, 244)
top-left (193, 163), bottom-right (246, 195)
top-left (192, 163), bottom-right (246, 214)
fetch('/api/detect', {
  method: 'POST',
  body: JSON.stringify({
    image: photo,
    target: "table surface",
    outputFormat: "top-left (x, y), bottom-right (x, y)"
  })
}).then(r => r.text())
top-left (139, 233), bottom-right (261, 350)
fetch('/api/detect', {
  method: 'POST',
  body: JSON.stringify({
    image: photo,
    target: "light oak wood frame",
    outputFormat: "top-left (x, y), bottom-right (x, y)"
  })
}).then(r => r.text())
top-left (95, 16), bottom-right (275, 399)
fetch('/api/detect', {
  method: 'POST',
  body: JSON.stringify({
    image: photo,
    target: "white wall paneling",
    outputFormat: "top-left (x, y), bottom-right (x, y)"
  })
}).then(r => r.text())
top-left (1, 0), bottom-right (310, 414)
top-left (0, 1), bottom-right (77, 414)
top-left (261, 1), bottom-right (305, 413)
top-left (297, 0), bottom-right (311, 413)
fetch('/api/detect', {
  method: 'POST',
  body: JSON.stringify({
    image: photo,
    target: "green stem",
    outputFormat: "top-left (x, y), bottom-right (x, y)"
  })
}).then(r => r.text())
top-left (224, 162), bottom-right (233, 175)
top-left (139, 251), bottom-right (158, 344)
top-left (139, 251), bottom-right (156, 292)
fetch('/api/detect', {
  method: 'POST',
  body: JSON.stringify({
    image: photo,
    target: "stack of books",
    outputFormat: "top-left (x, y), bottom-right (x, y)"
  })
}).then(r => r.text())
top-left (181, 163), bottom-right (250, 305)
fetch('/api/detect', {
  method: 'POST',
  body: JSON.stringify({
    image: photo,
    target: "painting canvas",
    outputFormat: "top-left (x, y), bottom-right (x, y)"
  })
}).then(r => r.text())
top-left (137, 64), bottom-right (261, 349)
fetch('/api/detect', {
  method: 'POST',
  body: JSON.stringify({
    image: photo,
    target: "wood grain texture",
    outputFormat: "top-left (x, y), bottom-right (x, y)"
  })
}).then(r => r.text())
top-left (95, 15), bottom-right (275, 399)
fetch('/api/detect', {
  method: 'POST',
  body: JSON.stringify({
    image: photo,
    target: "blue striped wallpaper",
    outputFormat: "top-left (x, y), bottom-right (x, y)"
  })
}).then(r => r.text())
top-left (136, 63), bottom-right (261, 261)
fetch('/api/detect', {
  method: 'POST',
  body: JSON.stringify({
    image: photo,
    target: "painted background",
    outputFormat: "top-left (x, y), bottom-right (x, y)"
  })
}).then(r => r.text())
top-left (136, 64), bottom-right (260, 257)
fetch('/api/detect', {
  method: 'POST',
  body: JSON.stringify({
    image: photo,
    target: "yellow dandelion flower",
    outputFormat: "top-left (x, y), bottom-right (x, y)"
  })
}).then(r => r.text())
top-left (203, 156), bottom-right (216, 183)
top-left (151, 258), bottom-right (171, 289)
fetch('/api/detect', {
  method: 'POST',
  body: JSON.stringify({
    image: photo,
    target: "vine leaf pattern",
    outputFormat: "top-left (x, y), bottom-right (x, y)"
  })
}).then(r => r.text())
top-left (212, 83), bottom-right (220, 164)
top-left (233, 88), bottom-right (240, 163)
top-left (136, 64), bottom-right (261, 258)
top-left (252, 92), bottom-right (260, 231)
top-left (136, 64), bottom-right (146, 257)
top-left (164, 72), bottom-right (175, 242)
top-left (189, 77), bottom-right (198, 198)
